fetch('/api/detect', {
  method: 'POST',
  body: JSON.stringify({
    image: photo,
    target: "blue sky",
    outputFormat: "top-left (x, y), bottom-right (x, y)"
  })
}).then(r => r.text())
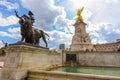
top-left (0, 0), bottom-right (120, 49)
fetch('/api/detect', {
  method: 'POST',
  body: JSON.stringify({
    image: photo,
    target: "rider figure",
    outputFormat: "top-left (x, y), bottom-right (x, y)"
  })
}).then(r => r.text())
top-left (15, 10), bottom-right (29, 25)
top-left (15, 10), bottom-right (35, 26)
top-left (15, 10), bottom-right (35, 43)
top-left (28, 11), bottom-right (35, 26)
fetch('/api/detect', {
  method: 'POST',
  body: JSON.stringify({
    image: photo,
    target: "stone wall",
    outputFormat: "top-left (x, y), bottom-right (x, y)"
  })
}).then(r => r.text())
top-left (0, 56), bottom-right (5, 62)
top-left (78, 52), bottom-right (120, 67)
top-left (0, 45), bottom-right (62, 80)
top-left (63, 51), bottom-right (120, 67)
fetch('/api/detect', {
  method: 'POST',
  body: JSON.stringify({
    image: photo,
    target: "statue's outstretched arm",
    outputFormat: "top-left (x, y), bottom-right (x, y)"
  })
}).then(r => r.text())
top-left (81, 7), bottom-right (84, 12)
top-left (15, 10), bottom-right (20, 18)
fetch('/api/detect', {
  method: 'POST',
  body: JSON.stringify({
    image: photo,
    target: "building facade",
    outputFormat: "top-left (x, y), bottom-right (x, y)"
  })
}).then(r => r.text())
top-left (94, 41), bottom-right (120, 52)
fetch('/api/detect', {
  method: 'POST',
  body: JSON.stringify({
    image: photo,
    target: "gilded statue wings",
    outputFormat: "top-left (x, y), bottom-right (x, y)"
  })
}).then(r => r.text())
top-left (77, 7), bottom-right (84, 22)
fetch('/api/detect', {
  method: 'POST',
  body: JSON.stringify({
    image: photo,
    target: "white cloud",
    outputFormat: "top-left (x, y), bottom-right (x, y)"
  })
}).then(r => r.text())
top-left (55, 14), bottom-right (75, 33)
top-left (0, 0), bottom-right (19, 10)
top-left (0, 31), bottom-right (11, 37)
top-left (0, 27), bottom-right (21, 39)
top-left (21, 0), bottom-right (63, 31)
top-left (88, 22), bottom-right (120, 44)
top-left (88, 2), bottom-right (120, 25)
top-left (57, 0), bottom-right (120, 24)
top-left (46, 30), bottom-right (73, 49)
top-left (91, 38), bottom-right (97, 44)
top-left (105, 0), bottom-right (118, 3)
top-left (61, 0), bottom-right (120, 44)
top-left (8, 27), bottom-right (21, 39)
top-left (0, 13), bottom-right (19, 26)
top-left (8, 27), bottom-right (20, 34)
top-left (0, 40), bottom-right (4, 48)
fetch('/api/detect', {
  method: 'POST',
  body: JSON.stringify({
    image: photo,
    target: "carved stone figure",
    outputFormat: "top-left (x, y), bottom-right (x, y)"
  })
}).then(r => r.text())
top-left (15, 10), bottom-right (49, 47)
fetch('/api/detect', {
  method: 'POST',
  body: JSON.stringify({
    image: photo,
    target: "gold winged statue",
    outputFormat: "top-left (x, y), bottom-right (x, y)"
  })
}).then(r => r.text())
top-left (77, 7), bottom-right (84, 22)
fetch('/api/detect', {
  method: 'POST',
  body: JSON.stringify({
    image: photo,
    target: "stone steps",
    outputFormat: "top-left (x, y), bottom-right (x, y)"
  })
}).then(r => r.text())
top-left (27, 70), bottom-right (120, 80)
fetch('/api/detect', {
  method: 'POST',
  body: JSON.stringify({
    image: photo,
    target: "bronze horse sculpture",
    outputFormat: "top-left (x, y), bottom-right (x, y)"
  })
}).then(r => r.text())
top-left (18, 15), bottom-right (49, 47)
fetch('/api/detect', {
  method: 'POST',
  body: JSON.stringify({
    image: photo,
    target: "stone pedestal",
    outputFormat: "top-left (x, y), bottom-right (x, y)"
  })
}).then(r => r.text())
top-left (70, 21), bottom-right (93, 51)
top-left (71, 44), bottom-right (93, 51)
top-left (0, 45), bottom-right (51, 80)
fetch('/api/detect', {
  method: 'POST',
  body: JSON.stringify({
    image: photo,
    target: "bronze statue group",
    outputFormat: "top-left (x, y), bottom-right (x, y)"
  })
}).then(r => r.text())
top-left (15, 10), bottom-right (49, 47)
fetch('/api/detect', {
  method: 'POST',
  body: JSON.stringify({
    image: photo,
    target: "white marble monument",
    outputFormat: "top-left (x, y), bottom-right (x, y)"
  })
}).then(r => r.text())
top-left (70, 7), bottom-right (93, 51)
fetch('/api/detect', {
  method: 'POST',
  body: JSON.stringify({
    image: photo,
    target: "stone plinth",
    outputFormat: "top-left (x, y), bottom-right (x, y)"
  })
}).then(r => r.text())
top-left (70, 21), bottom-right (93, 51)
top-left (0, 45), bottom-right (62, 80)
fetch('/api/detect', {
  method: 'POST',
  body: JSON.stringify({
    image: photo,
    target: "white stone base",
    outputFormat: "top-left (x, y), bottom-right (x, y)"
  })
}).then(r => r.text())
top-left (70, 44), bottom-right (93, 51)
top-left (0, 45), bottom-right (62, 80)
